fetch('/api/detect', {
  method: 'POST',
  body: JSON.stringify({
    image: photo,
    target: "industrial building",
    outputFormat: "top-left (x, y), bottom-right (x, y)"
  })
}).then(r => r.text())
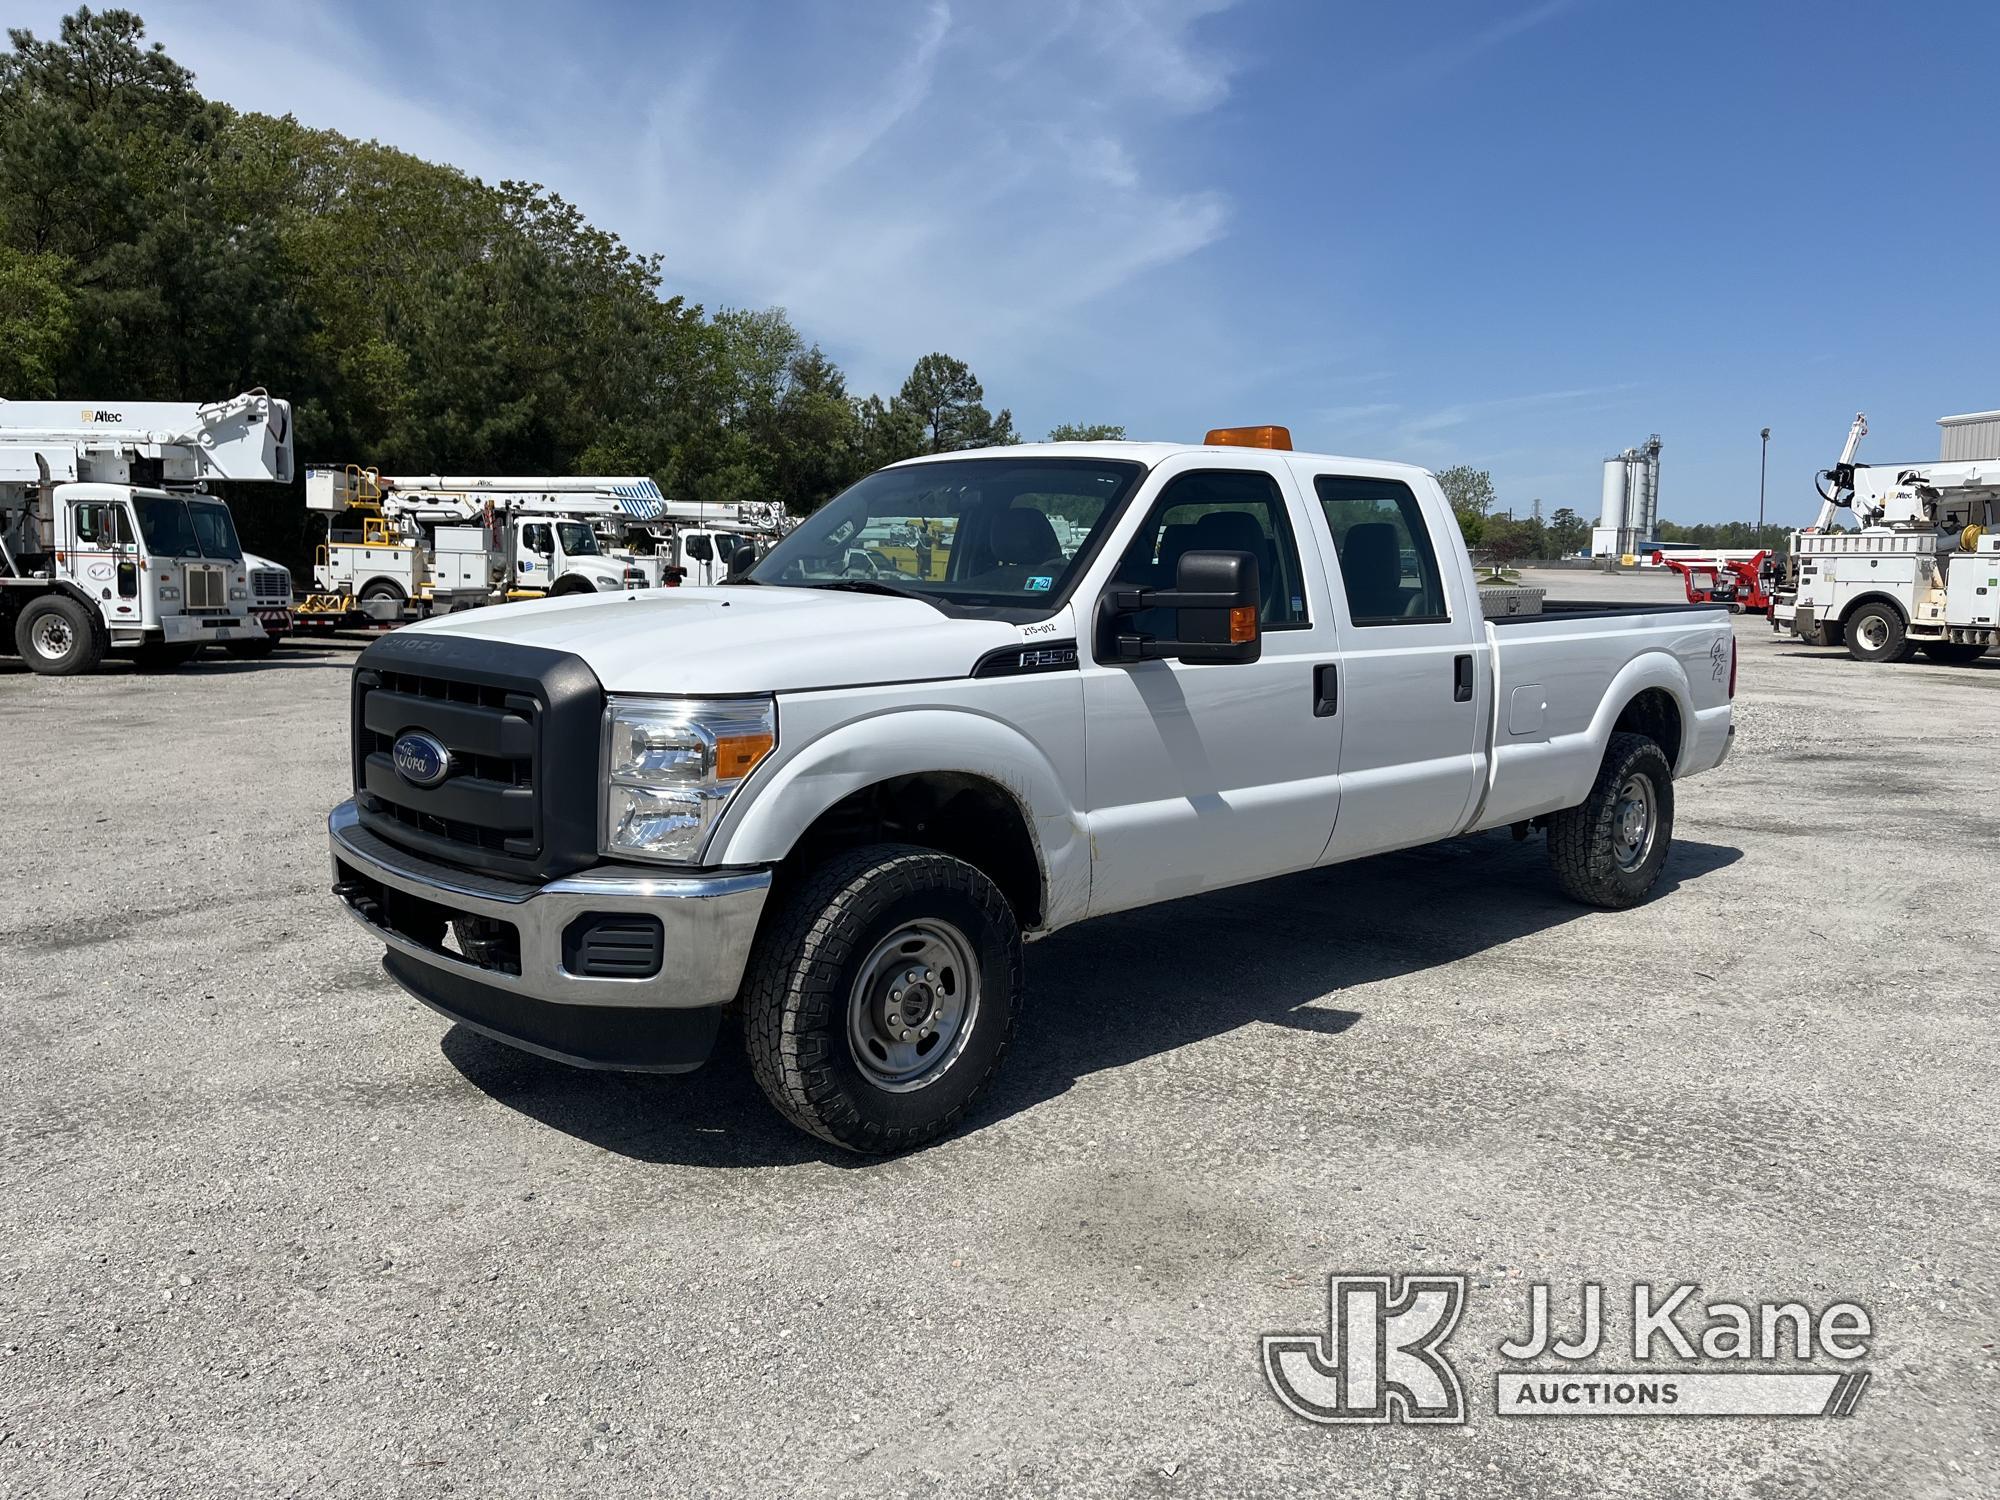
top-left (1591, 435), bottom-right (1662, 560)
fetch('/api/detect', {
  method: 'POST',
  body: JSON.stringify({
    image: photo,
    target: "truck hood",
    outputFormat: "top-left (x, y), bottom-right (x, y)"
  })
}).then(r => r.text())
top-left (401, 586), bottom-right (1057, 694)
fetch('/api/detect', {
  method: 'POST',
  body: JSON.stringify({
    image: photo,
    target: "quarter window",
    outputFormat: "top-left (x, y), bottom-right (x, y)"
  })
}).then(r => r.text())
top-left (1314, 475), bottom-right (1449, 625)
top-left (1112, 470), bottom-right (1309, 628)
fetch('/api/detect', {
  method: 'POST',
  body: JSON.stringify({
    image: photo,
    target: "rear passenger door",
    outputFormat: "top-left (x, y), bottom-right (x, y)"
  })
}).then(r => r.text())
top-left (1080, 459), bottom-right (1345, 917)
top-left (1308, 469), bottom-right (1486, 862)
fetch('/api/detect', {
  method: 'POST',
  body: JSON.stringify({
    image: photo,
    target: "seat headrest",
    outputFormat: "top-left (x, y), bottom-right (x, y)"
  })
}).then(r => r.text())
top-left (989, 507), bottom-right (1061, 566)
top-left (1192, 509), bottom-right (1270, 559)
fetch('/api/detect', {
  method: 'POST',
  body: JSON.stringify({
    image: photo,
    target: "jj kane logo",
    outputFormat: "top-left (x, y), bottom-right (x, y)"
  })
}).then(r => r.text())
top-left (1264, 1274), bottom-right (1872, 1424)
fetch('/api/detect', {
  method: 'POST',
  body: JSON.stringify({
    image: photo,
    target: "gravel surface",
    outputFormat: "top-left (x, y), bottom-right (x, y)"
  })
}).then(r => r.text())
top-left (2, 574), bottom-right (1995, 1498)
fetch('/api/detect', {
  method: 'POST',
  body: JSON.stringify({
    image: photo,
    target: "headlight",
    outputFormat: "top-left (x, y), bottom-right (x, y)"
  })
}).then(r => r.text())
top-left (229, 585), bottom-right (249, 600)
top-left (157, 585), bottom-right (182, 601)
top-left (602, 696), bottom-right (775, 863)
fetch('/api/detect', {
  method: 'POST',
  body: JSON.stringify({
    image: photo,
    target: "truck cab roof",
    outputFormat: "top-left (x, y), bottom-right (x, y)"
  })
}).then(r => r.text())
top-left (884, 439), bottom-right (1438, 485)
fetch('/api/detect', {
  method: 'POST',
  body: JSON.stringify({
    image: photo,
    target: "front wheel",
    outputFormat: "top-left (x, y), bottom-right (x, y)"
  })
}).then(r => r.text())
top-left (1547, 732), bottom-right (1675, 909)
top-left (741, 845), bottom-right (1022, 1153)
top-left (14, 595), bottom-right (104, 676)
top-left (1844, 602), bottom-right (1917, 663)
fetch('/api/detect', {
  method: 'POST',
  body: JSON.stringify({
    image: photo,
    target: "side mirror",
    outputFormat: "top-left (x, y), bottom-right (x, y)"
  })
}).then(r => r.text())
top-left (726, 540), bottom-right (757, 578)
top-left (1100, 549), bottom-right (1261, 665)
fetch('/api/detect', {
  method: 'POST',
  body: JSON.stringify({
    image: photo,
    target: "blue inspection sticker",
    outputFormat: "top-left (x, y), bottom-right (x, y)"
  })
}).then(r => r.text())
top-left (1025, 575), bottom-right (1053, 592)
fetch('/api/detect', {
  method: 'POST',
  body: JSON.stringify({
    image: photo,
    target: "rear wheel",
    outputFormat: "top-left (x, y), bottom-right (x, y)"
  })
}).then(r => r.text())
top-left (1921, 641), bottom-right (1988, 665)
top-left (14, 596), bottom-right (104, 676)
top-left (741, 845), bottom-right (1022, 1153)
top-left (1547, 731), bottom-right (1675, 909)
top-left (1844, 602), bottom-right (1917, 663)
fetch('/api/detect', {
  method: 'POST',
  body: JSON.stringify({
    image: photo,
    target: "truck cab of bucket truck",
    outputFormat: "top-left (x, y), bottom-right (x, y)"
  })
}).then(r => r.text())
top-left (327, 427), bottom-right (1736, 1152)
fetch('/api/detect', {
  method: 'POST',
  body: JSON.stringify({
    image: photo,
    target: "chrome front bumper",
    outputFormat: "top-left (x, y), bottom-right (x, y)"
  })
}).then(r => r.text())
top-left (328, 800), bottom-right (771, 1013)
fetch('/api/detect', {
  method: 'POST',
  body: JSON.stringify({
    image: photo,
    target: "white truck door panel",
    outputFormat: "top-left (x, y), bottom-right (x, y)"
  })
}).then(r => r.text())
top-left (1305, 468), bottom-right (1486, 863)
top-left (1081, 459), bottom-right (1344, 916)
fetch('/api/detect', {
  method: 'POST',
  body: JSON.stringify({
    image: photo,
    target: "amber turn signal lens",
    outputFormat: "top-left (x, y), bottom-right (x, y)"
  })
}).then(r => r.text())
top-left (712, 731), bottom-right (774, 779)
top-left (1204, 425), bottom-right (1293, 450)
top-left (1228, 605), bottom-right (1258, 643)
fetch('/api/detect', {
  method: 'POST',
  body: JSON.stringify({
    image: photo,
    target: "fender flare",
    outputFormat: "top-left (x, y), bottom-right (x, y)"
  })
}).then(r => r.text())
top-left (1829, 590), bottom-right (1909, 626)
top-left (709, 706), bottom-right (1089, 931)
top-left (1582, 648), bottom-right (1697, 775)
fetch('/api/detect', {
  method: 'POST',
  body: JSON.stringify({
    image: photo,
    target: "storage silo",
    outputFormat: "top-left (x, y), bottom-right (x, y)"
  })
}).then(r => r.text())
top-left (1600, 459), bottom-right (1628, 534)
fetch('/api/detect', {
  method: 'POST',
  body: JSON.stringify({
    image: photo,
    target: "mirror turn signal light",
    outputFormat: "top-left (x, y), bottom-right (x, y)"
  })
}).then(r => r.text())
top-left (1204, 425), bottom-right (1292, 450)
top-left (1228, 605), bottom-right (1258, 643)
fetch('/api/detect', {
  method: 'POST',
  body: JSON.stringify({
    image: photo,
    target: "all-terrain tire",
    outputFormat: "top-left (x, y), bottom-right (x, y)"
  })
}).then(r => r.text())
top-left (1921, 641), bottom-right (1988, 666)
top-left (1547, 731), bottom-right (1675, 910)
top-left (1844, 602), bottom-right (1918, 663)
top-left (14, 595), bottom-right (104, 676)
top-left (741, 844), bottom-right (1022, 1153)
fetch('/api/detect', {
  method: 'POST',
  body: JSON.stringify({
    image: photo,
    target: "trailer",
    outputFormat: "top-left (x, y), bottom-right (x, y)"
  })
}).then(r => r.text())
top-left (0, 391), bottom-right (292, 674)
top-left (1656, 550), bottom-right (1775, 614)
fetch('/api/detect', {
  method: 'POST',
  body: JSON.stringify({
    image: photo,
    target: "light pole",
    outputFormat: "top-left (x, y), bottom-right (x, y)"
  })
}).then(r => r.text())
top-left (1758, 427), bottom-right (1770, 541)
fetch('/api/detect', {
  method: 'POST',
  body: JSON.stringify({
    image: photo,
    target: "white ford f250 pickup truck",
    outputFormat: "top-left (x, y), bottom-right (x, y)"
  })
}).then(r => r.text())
top-left (328, 429), bottom-right (1735, 1151)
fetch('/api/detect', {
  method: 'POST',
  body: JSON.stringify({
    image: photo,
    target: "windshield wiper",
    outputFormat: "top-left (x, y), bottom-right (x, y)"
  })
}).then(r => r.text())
top-left (799, 578), bottom-right (943, 608)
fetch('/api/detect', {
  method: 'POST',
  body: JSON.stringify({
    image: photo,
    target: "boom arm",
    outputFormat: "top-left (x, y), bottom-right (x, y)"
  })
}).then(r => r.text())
top-left (0, 390), bottom-right (293, 486)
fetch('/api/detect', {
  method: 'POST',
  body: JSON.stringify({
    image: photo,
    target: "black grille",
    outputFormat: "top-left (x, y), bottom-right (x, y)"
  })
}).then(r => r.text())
top-left (351, 633), bottom-right (603, 881)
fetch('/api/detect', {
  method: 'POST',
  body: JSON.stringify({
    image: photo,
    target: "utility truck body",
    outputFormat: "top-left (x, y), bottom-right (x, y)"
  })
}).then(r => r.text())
top-left (328, 432), bottom-right (1735, 1151)
top-left (1774, 413), bottom-right (1999, 664)
top-left (0, 392), bottom-right (290, 674)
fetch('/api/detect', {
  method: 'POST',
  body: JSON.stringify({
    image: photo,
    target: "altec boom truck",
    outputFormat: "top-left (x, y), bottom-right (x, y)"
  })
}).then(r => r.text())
top-left (305, 469), bottom-right (670, 621)
top-left (0, 392), bottom-right (291, 675)
top-left (1773, 412), bottom-right (2000, 664)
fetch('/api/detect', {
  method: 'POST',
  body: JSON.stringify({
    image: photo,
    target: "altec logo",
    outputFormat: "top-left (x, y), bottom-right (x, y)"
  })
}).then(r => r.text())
top-left (1264, 1275), bottom-right (1873, 1425)
top-left (81, 409), bottom-right (123, 423)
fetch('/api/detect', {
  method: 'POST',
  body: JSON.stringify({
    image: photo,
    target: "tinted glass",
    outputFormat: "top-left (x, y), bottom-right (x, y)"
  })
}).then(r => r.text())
top-left (187, 501), bottom-right (242, 561)
top-left (1112, 469), bottom-right (1308, 627)
top-left (133, 496), bottom-right (202, 558)
top-left (1314, 475), bottom-right (1448, 624)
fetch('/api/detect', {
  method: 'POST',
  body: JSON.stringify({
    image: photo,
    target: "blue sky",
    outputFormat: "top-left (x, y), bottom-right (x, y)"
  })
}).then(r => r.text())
top-left (25, 0), bottom-right (1999, 522)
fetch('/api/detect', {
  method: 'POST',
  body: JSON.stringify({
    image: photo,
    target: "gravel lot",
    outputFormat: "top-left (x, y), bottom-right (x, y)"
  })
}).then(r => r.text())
top-left (3, 570), bottom-right (1995, 1498)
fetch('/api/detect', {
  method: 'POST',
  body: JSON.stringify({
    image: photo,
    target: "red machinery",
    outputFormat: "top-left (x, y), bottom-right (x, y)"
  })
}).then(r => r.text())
top-left (1654, 550), bottom-right (1775, 614)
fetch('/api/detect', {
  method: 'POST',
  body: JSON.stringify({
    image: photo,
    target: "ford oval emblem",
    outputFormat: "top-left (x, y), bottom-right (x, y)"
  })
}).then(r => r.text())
top-left (391, 731), bottom-right (453, 789)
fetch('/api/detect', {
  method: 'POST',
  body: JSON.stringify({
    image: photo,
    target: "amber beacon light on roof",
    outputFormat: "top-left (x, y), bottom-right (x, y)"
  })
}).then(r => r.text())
top-left (1203, 425), bottom-right (1292, 450)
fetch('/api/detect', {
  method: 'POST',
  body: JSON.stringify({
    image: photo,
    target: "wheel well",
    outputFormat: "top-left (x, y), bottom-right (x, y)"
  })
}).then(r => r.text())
top-left (551, 576), bottom-right (595, 595)
top-left (784, 772), bottom-right (1044, 927)
top-left (1835, 591), bottom-right (1908, 625)
top-left (1613, 687), bottom-right (1683, 768)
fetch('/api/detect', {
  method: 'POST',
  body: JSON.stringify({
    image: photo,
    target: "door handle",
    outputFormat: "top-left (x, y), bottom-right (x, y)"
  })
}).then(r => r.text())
top-left (1453, 653), bottom-right (1473, 703)
top-left (1313, 662), bottom-right (1339, 717)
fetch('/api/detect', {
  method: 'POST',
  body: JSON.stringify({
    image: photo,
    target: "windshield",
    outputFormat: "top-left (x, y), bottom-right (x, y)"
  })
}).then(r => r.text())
top-left (132, 495), bottom-right (203, 558)
top-left (187, 500), bottom-right (243, 561)
top-left (557, 521), bottom-right (600, 556)
top-left (749, 457), bottom-right (1142, 609)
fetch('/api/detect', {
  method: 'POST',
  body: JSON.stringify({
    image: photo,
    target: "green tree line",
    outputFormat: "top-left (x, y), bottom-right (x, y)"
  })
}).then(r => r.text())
top-left (0, 9), bottom-right (1121, 570)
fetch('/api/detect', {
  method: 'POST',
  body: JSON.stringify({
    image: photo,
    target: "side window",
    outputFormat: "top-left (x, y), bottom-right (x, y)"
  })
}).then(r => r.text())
top-left (72, 504), bottom-right (104, 543)
top-left (522, 523), bottom-right (552, 555)
top-left (1111, 469), bottom-right (1308, 628)
top-left (1314, 475), bottom-right (1449, 625)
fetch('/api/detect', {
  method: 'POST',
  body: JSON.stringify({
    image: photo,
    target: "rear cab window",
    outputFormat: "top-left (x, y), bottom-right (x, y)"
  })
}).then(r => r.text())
top-left (1313, 474), bottom-right (1449, 625)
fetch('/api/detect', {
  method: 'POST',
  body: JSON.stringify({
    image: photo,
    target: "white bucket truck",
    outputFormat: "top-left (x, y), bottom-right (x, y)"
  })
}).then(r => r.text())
top-left (305, 469), bottom-right (663, 621)
top-left (0, 391), bottom-right (291, 674)
top-left (1774, 412), bottom-right (1999, 663)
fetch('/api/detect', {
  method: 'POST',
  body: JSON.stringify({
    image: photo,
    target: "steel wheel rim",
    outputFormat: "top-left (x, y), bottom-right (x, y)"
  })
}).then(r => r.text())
top-left (1857, 615), bottom-right (1888, 652)
top-left (1611, 773), bottom-right (1657, 872)
top-left (847, 918), bottom-right (980, 1092)
top-left (31, 615), bottom-right (74, 659)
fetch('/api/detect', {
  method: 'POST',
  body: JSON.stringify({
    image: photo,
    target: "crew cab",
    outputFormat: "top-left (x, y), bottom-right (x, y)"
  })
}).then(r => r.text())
top-left (327, 429), bottom-right (1736, 1152)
